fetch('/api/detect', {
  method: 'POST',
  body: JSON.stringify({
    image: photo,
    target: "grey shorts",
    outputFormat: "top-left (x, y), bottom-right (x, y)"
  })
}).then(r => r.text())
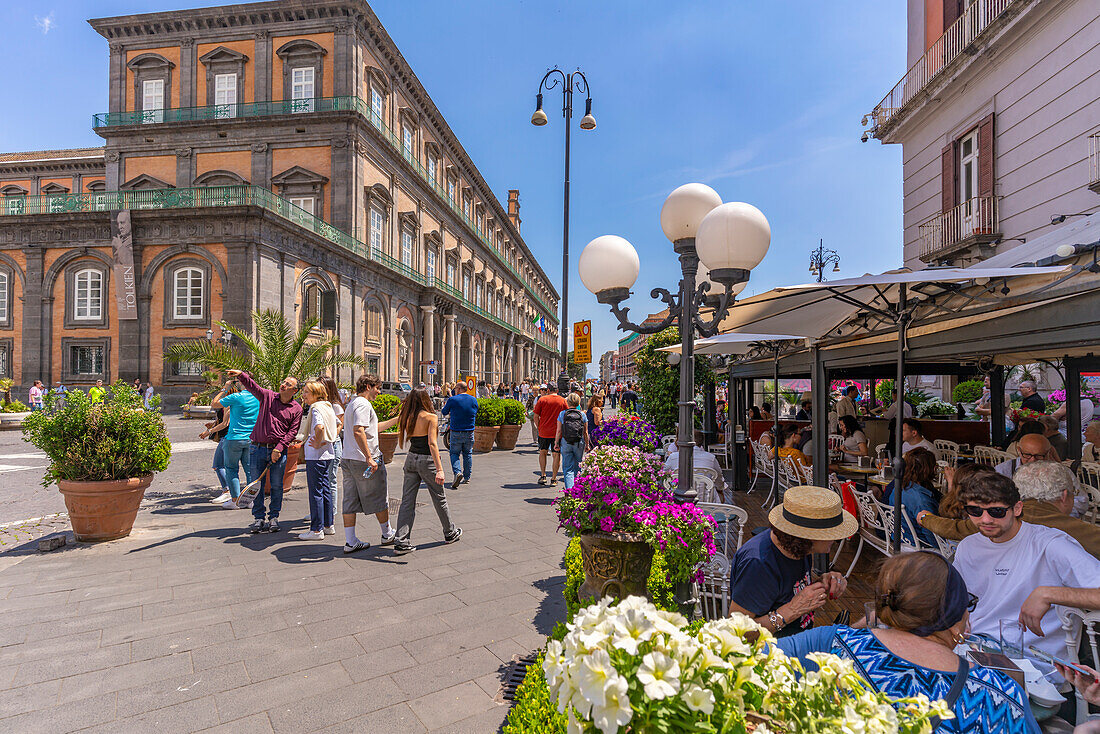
top-left (341, 458), bottom-right (388, 515)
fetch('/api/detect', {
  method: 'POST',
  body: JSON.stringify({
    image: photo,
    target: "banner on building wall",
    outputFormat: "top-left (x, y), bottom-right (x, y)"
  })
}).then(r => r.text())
top-left (110, 210), bottom-right (138, 320)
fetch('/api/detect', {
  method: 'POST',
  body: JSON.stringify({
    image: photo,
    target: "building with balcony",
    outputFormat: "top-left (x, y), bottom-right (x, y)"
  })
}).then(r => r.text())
top-left (613, 310), bottom-right (669, 382)
top-left (864, 0), bottom-right (1100, 267)
top-left (0, 0), bottom-right (561, 400)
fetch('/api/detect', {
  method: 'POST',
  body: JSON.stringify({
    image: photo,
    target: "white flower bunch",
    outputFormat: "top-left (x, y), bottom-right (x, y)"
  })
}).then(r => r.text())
top-left (544, 596), bottom-right (951, 734)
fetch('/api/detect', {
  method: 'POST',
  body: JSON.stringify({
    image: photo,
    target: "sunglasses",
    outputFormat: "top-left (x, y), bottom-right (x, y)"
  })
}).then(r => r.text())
top-left (963, 504), bottom-right (1011, 519)
top-left (968, 593), bottom-right (979, 612)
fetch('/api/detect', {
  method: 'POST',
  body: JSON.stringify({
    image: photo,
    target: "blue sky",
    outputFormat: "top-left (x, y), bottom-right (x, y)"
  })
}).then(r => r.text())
top-left (0, 1), bottom-right (906, 376)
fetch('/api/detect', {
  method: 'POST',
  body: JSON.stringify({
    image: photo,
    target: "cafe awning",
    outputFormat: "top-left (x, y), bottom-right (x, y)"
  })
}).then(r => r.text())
top-left (658, 332), bottom-right (806, 355)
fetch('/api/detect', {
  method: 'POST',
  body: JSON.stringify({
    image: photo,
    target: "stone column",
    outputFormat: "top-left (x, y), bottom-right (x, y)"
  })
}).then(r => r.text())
top-left (420, 304), bottom-right (435, 385)
top-left (179, 37), bottom-right (196, 108)
top-left (443, 314), bottom-right (457, 383)
top-left (333, 21), bottom-right (352, 97)
top-left (175, 147), bottom-right (193, 188)
top-left (254, 31), bottom-right (271, 102)
top-left (109, 43), bottom-right (126, 113)
top-left (21, 247), bottom-right (44, 387)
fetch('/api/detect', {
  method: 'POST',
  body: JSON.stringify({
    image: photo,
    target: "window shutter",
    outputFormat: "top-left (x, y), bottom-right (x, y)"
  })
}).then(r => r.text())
top-left (977, 113), bottom-right (995, 198)
top-left (943, 0), bottom-right (963, 32)
top-left (941, 142), bottom-right (957, 213)
top-left (320, 290), bottom-right (337, 330)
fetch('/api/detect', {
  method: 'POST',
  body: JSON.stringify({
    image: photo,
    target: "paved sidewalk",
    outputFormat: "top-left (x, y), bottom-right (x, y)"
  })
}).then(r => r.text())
top-left (0, 436), bottom-right (567, 733)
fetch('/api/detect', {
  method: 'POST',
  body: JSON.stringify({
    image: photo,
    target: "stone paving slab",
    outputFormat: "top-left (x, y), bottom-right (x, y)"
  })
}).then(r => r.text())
top-left (0, 436), bottom-right (568, 732)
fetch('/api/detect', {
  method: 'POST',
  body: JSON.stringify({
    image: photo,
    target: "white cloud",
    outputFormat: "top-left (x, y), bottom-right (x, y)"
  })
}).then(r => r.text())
top-left (35, 12), bottom-right (55, 35)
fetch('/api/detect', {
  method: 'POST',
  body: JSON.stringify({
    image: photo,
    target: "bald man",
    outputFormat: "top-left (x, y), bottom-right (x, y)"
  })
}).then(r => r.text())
top-left (995, 432), bottom-right (1057, 478)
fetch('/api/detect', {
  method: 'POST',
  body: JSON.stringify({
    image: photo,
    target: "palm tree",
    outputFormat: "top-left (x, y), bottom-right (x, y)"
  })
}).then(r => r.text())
top-left (163, 310), bottom-right (363, 390)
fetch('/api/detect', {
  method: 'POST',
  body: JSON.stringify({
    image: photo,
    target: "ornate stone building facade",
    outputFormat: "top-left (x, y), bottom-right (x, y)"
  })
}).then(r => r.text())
top-left (0, 0), bottom-right (561, 401)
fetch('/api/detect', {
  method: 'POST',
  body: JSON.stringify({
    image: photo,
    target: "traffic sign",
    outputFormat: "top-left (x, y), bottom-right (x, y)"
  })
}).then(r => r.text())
top-left (573, 320), bottom-right (592, 364)
top-left (427, 367), bottom-right (436, 375)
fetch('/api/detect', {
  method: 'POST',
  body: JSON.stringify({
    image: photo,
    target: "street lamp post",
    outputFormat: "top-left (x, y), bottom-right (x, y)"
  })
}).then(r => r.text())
top-left (532, 68), bottom-right (596, 393)
top-left (579, 184), bottom-right (768, 500)
top-left (808, 238), bottom-right (841, 283)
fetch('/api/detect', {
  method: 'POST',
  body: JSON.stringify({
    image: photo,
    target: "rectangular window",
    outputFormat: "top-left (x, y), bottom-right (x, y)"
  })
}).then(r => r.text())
top-left (959, 130), bottom-right (979, 204)
top-left (173, 268), bottom-right (204, 320)
top-left (486, 290), bottom-right (493, 315)
top-left (369, 205), bottom-right (385, 257)
top-left (476, 282), bottom-right (484, 309)
top-left (370, 86), bottom-right (384, 122)
top-left (289, 196), bottom-right (315, 215)
top-left (402, 126), bottom-right (413, 157)
top-left (0, 273), bottom-right (7, 321)
top-left (0, 345), bottom-right (8, 378)
top-left (463, 272), bottom-right (471, 300)
top-left (401, 229), bottom-right (414, 268)
top-left (446, 261), bottom-right (456, 288)
top-left (291, 67), bottom-right (315, 112)
top-left (214, 73), bottom-right (237, 118)
top-left (463, 196), bottom-right (471, 220)
top-left (426, 248), bottom-right (437, 280)
top-left (170, 359), bottom-right (203, 377)
top-left (447, 179), bottom-right (456, 202)
top-left (366, 356), bottom-right (380, 374)
top-left (5, 198), bottom-right (24, 215)
top-left (476, 212), bottom-right (483, 234)
top-left (367, 309), bottom-right (382, 342)
top-left (71, 345), bottom-right (104, 376)
top-left (74, 270), bottom-right (103, 320)
top-left (142, 79), bottom-right (164, 123)
top-left (427, 157), bottom-right (437, 185)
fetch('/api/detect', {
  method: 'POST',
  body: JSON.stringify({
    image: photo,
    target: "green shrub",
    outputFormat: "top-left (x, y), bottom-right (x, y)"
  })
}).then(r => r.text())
top-left (501, 651), bottom-right (567, 734)
top-left (875, 379), bottom-right (931, 407)
top-left (371, 393), bottom-right (401, 433)
top-left (475, 397), bottom-right (505, 426)
top-left (635, 326), bottom-right (715, 435)
top-left (562, 537), bottom-right (676, 619)
top-left (22, 382), bottom-right (171, 487)
top-left (953, 379), bottom-right (985, 403)
top-left (2, 399), bottom-right (29, 413)
top-left (501, 398), bottom-right (526, 425)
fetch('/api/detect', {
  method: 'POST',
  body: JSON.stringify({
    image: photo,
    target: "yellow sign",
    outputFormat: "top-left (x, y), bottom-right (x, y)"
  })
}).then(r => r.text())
top-left (464, 376), bottom-right (477, 393)
top-left (573, 320), bottom-right (592, 364)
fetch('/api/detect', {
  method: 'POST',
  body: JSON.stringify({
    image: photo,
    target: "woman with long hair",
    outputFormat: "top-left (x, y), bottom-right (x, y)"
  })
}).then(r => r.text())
top-left (210, 378), bottom-right (259, 508)
top-left (883, 447), bottom-right (939, 547)
top-left (837, 414), bottom-right (870, 460)
top-left (299, 380), bottom-right (338, 540)
top-left (319, 376), bottom-right (345, 535)
top-left (392, 388), bottom-right (461, 555)
top-left (586, 394), bottom-right (604, 429)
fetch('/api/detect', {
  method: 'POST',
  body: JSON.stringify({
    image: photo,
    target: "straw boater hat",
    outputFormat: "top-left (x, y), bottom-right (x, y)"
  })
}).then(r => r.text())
top-left (768, 485), bottom-right (857, 541)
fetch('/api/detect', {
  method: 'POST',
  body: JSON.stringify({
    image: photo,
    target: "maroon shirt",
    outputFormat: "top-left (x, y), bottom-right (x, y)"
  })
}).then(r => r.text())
top-left (238, 372), bottom-right (303, 452)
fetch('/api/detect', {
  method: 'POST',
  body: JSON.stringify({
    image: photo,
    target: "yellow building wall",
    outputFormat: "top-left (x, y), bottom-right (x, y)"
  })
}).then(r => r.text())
top-left (196, 150), bottom-right (252, 182)
top-left (125, 156), bottom-right (177, 187)
top-left (272, 146), bottom-right (331, 219)
top-left (125, 46), bottom-right (183, 112)
top-left (195, 40), bottom-right (257, 107)
top-left (270, 33), bottom-right (335, 102)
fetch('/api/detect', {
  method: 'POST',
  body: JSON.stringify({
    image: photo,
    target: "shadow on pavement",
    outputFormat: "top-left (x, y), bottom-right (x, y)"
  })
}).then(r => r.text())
top-left (523, 497), bottom-right (554, 505)
top-left (530, 573), bottom-right (566, 635)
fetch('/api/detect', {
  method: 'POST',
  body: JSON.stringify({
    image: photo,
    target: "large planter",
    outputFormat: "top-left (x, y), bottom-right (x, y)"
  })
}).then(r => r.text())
top-left (0, 411), bottom-right (31, 429)
top-left (57, 475), bottom-right (154, 542)
top-left (495, 424), bottom-right (522, 450)
top-left (378, 432), bottom-right (399, 464)
top-left (473, 425), bottom-right (499, 453)
top-left (577, 531), bottom-right (654, 604)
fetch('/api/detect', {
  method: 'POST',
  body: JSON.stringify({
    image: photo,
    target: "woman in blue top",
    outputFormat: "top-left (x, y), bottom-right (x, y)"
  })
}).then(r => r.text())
top-left (212, 379), bottom-right (260, 508)
top-left (778, 551), bottom-right (1039, 734)
top-left (882, 446), bottom-right (940, 548)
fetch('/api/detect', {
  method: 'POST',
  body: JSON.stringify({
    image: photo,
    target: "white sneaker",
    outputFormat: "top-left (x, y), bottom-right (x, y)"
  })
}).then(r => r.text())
top-left (221, 500), bottom-right (239, 509)
top-left (324, 525), bottom-right (336, 535)
top-left (298, 530), bottom-right (325, 540)
top-left (211, 492), bottom-right (231, 504)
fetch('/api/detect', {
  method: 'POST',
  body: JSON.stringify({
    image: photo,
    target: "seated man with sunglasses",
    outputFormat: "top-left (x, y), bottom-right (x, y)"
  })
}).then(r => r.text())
top-left (953, 471), bottom-right (1100, 665)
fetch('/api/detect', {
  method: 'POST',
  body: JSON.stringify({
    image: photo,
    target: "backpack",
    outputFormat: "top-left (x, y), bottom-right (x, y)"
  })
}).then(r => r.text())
top-left (561, 409), bottom-right (586, 444)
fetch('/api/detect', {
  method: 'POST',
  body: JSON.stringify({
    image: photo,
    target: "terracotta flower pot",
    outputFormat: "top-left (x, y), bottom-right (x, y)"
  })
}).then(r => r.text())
top-left (577, 531), bottom-right (654, 604)
top-left (473, 425), bottom-right (499, 453)
top-left (379, 432), bottom-right (399, 464)
top-left (57, 475), bottom-right (154, 542)
top-left (282, 441), bottom-right (303, 487)
top-left (495, 424), bottom-right (522, 450)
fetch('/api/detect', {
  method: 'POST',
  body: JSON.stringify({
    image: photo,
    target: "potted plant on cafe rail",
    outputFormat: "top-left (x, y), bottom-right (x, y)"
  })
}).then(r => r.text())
top-left (22, 382), bottom-right (171, 541)
top-left (372, 393), bottom-right (402, 463)
top-left (473, 397), bottom-right (504, 452)
top-left (164, 309), bottom-right (362, 486)
top-left (495, 398), bottom-right (526, 450)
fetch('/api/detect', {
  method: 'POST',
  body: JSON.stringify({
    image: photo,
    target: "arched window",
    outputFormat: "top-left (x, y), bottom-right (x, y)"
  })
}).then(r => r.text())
top-left (173, 267), bottom-right (204, 320)
top-left (73, 268), bottom-right (103, 321)
top-left (303, 283), bottom-right (322, 324)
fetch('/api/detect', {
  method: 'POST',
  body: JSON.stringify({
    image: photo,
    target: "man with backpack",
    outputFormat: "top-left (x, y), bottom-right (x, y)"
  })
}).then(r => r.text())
top-left (554, 392), bottom-right (591, 490)
top-left (533, 382), bottom-right (567, 486)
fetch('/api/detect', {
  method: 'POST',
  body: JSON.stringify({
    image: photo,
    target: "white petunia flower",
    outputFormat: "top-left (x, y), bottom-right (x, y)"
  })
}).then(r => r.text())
top-left (636, 650), bottom-right (682, 700)
top-left (682, 684), bottom-right (715, 714)
top-left (610, 607), bottom-right (657, 655)
top-left (590, 673), bottom-right (632, 734)
top-left (576, 648), bottom-right (617, 707)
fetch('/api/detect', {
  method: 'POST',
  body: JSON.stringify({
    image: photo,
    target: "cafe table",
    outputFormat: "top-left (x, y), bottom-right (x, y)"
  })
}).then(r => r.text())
top-left (837, 464), bottom-right (878, 492)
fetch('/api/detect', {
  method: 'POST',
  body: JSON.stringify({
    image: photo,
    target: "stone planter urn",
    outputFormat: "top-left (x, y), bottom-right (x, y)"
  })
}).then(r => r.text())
top-left (577, 531), bottom-right (654, 604)
top-left (378, 432), bottom-right (399, 464)
top-left (495, 424), bottom-right (521, 450)
top-left (57, 474), bottom-right (154, 542)
top-left (473, 425), bottom-right (499, 453)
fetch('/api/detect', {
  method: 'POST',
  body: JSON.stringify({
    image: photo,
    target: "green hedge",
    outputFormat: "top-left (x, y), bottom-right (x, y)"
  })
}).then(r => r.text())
top-left (501, 651), bottom-right (567, 734)
top-left (952, 379), bottom-right (984, 403)
top-left (562, 537), bottom-right (676, 619)
top-left (475, 397), bottom-right (505, 426)
top-left (501, 398), bottom-right (527, 425)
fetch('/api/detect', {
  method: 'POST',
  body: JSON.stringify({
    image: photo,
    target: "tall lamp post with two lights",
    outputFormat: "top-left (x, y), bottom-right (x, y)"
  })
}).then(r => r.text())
top-left (578, 184), bottom-right (770, 498)
top-left (531, 68), bottom-right (596, 392)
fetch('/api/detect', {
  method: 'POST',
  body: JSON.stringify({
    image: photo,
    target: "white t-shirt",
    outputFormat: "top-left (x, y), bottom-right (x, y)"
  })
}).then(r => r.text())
top-left (303, 404), bottom-right (336, 462)
top-left (342, 395), bottom-right (379, 462)
top-left (884, 401), bottom-right (913, 420)
top-left (954, 522), bottom-right (1100, 660)
top-left (902, 437), bottom-right (939, 460)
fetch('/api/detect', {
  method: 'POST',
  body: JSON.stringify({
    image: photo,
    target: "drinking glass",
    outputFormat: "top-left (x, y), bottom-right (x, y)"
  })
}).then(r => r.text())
top-left (864, 601), bottom-right (879, 629)
top-left (1000, 619), bottom-right (1025, 658)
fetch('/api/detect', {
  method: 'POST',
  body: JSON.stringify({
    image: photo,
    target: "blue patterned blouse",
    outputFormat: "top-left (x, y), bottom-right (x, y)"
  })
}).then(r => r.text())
top-left (777, 625), bottom-right (1040, 734)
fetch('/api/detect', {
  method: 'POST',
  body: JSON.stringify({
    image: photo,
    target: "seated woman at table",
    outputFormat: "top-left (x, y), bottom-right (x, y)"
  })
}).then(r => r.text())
top-left (836, 415), bottom-right (870, 461)
top-left (750, 405), bottom-right (764, 421)
top-left (776, 426), bottom-right (811, 467)
top-left (761, 402), bottom-right (773, 420)
top-left (777, 551), bottom-right (1040, 734)
top-left (881, 447), bottom-right (939, 548)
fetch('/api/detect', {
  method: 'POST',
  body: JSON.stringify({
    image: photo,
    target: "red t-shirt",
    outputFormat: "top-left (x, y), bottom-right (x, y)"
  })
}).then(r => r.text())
top-left (533, 394), bottom-right (568, 438)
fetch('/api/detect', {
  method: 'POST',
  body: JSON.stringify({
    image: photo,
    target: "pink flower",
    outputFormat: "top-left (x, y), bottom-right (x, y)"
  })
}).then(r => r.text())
top-left (599, 516), bottom-right (615, 533)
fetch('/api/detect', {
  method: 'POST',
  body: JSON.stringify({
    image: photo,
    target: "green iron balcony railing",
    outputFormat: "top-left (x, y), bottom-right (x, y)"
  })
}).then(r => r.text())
top-left (92, 94), bottom-right (558, 320)
top-left (0, 184), bottom-right (532, 337)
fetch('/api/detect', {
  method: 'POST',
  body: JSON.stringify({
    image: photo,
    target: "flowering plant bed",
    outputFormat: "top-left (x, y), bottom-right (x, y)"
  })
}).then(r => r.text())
top-left (1049, 388), bottom-right (1100, 405)
top-left (554, 475), bottom-right (715, 584)
top-left (916, 397), bottom-right (956, 418)
top-left (590, 415), bottom-right (662, 453)
top-left (540, 596), bottom-right (951, 734)
top-left (1010, 407), bottom-right (1046, 424)
top-left (579, 446), bottom-right (673, 490)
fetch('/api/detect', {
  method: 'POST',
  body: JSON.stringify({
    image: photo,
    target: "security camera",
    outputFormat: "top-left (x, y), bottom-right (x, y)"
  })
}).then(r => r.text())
top-left (860, 132), bottom-right (870, 143)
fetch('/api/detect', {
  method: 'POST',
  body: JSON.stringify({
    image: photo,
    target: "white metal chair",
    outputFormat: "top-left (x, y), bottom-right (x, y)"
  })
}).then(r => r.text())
top-left (661, 434), bottom-right (677, 453)
top-left (1077, 462), bottom-right (1100, 523)
top-left (844, 487), bottom-right (922, 577)
top-left (875, 443), bottom-right (888, 458)
top-left (697, 501), bottom-right (748, 557)
top-left (929, 531), bottom-right (958, 562)
top-left (1057, 606), bottom-right (1100, 723)
top-left (697, 552), bottom-right (731, 621)
top-left (974, 445), bottom-right (1003, 466)
top-left (693, 475), bottom-right (721, 504)
top-left (934, 439), bottom-right (960, 466)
